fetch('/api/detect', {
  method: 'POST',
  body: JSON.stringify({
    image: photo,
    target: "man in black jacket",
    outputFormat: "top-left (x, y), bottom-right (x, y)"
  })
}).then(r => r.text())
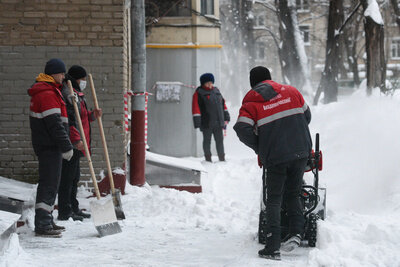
top-left (192, 73), bottom-right (230, 162)
top-left (234, 66), bottom-right (312, 260)
top-left (58, 65), bottom-right (101, 221)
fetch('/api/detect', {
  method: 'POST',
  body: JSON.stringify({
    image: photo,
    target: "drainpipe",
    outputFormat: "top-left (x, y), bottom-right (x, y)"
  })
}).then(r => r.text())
top-left (130, 0), bottom-right (146, 186)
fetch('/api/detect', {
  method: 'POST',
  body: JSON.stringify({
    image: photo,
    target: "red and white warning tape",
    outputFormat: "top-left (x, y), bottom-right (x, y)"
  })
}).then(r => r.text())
top-left (123, 83), bottom-right (199, 143)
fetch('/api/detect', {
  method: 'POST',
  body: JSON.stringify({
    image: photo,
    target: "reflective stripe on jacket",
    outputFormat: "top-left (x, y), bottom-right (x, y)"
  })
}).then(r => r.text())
top-left (28, 74), bottom-right (73, 155)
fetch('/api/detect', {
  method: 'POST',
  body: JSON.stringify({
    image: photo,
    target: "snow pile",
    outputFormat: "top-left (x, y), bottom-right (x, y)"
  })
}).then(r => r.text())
top-left (310, 88), bottom-right (400, 213)
top-left (123, 157), bottom-right (261, 234)
top-left (0, 233), bottom-right (27, 267)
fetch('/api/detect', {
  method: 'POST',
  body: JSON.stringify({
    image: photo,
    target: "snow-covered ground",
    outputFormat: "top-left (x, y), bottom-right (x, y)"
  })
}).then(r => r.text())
top-left (2, 87), bottom-right (400, 267)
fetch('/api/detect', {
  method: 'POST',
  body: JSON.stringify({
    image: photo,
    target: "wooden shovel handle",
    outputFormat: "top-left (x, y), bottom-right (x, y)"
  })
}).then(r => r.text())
top-left (88, 74), bottom-right (116, 194)
top-left (67, 80), bottom-right (101, 200)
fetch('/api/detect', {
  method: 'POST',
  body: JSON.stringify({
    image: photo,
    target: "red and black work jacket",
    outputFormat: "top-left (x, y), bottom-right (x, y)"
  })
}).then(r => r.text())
top-left (61, 75), bottom-right (95, 156)
top-left (192, 86), bottom-right (230, 130)
top-left (233, 80), bottom-right (312, 168)
top-left (28, 73), bottom-right (73, 156)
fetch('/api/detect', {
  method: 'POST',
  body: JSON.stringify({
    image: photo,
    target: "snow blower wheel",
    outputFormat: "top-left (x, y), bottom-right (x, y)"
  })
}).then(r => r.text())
top-left (305, 213), bottom-right (318, 247)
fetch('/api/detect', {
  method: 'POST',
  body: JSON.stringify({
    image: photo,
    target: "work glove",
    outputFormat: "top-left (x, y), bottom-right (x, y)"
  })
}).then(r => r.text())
top-left (193, 116), bottom-right (201, 129)
top-left (67, 92), bottom-right (78, 104)
top-left (62, 149), bottom-right (74, 161)
top-left (223, 121), bottom-right (228, 130)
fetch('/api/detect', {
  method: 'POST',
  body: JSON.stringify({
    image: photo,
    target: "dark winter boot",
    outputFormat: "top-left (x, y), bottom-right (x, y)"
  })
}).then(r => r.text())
top-left (57, 213), bottom-right (84, 221)
top-left (205, 155), bottom-right (212, 162)
top-left (218, 154), bottom-right (225, 161)
top-left (74, 209), bottom-right (91, 219)
top-left (281, 234), bottom-right (302, 252)
top-left (52, 221), bottom-right (66, 232)
top-left (258, 247), bottom-right (281, 260)
top-left (35, 228), bottom-right (62, 238)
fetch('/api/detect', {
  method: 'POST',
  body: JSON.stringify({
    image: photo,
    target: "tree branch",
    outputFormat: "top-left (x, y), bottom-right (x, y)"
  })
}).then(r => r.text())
top-left (338, 2), bottom-right (362, 34)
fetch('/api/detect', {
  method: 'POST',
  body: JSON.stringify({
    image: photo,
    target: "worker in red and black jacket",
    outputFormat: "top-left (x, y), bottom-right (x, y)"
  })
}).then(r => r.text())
top-left (58, 65), bottom-right (102, 221)
top-left (234, 66), bottom-right (312, 260)
top-left (28, 58), bottom-right (74, 237)
top-left (192, 73), bottom-right (230, 162)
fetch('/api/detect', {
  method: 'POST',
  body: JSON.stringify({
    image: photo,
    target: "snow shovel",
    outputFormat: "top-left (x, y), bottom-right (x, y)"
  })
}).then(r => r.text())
top-left (67, 80), bottom-right (121, 237)
top-left (88, 74), bottom-right (126, 220)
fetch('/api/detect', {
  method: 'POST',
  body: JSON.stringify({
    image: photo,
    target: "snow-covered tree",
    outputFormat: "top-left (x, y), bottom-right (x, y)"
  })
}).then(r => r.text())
top-left (361, 0), bottom-right (386, 94)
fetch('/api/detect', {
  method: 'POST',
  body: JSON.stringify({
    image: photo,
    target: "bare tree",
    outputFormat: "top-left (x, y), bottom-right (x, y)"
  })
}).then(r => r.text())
top-left (390, 0), bottom-right (400, 31)
top-left (220, 0), bottom-right (255, 104)
top-left (313, 0), bottom-right (344, 104)
top-left (275, 0), bottom-right (307, 91)
top-left (361, 0), bottom-right (386, 95)
top-left (342, 4), bottom-right (363, 87)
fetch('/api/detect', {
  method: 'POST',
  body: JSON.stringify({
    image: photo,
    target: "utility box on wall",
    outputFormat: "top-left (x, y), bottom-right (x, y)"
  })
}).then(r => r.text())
top-left (146, 79), bottom-right (198, 157)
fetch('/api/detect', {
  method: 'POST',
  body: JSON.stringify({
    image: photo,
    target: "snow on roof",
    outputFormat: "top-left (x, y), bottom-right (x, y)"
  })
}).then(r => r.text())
top-left (146, 151), bottom-right (206, 173)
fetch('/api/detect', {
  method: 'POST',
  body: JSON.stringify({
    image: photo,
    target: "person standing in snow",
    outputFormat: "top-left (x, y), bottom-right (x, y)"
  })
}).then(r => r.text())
top-left (57, 65), bottom-right (102, 221)
top-left (28, 58), bottom-right (74, 237)
top-left (192, 73), bottom-right (230, 162)
top-left (234, 66), bottom-right (312, 260)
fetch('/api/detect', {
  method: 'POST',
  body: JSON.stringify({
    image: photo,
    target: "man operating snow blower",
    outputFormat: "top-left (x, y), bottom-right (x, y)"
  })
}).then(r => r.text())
top-left (234, 66), bottom-right (312, 260)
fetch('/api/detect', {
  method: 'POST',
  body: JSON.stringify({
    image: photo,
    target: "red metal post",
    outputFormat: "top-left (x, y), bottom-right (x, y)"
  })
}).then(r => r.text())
top-left (130, 107), bottom-right (146, 185)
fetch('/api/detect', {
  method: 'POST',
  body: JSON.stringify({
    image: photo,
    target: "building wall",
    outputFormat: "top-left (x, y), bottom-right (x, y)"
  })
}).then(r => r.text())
top-left (145, 0), bottom-right (222, 158)
top-left (146, 47), bottom-right (221, 157)
top-left (0, 0), bottom-right (128, 186)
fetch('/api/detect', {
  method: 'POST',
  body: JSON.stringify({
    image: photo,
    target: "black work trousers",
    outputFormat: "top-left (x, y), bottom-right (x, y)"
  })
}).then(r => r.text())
top-left (35, 149), bottom-right (62, 230)
top-left (58, 149), bottom-right (81, 217)
top-left (263, 158), bottom-right (307, 251)
top-left (202, 126), bottom-right (224, 157)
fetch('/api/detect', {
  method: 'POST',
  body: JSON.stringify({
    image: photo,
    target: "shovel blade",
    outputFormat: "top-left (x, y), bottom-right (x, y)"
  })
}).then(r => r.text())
top-left (112, 189), bottom-right (126, 220)
top-left (90, 197), bottom-right (122, 237)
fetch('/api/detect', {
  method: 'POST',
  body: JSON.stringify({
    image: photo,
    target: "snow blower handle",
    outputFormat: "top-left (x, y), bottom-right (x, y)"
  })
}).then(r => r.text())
top-left (314, 133), bottom-right (320, 196)
top-left (67, 80), bottom-right (101, 200)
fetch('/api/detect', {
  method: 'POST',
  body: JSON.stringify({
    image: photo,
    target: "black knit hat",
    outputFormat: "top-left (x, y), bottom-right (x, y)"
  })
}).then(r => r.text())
top-left (68, 65), bottom-right (87, 80)
top-left (44, 58), bottom-right (66, 75)
top-left (249, 66), bottom-right (271, 88)
top-left (200, 73), bottom-right (215, 85)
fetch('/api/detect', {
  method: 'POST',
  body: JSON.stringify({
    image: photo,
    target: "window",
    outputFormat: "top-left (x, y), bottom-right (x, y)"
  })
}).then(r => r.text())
top-left (165, 0), bottom-right (191, 17)
top-left (296, 0), bottom-right (309, 11)
top-left (391, 39), bottom-right (400, 59)
top-left (201, 0), bottom-right (214, 15)
top-left (256, 42), bottom-right (265, 60)
top-left (299, 25), bottom-right (310, 45)
top-left (145, 0), bottom-right (191, 18)
top-left (257, 14), bottom-right (265, 26)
